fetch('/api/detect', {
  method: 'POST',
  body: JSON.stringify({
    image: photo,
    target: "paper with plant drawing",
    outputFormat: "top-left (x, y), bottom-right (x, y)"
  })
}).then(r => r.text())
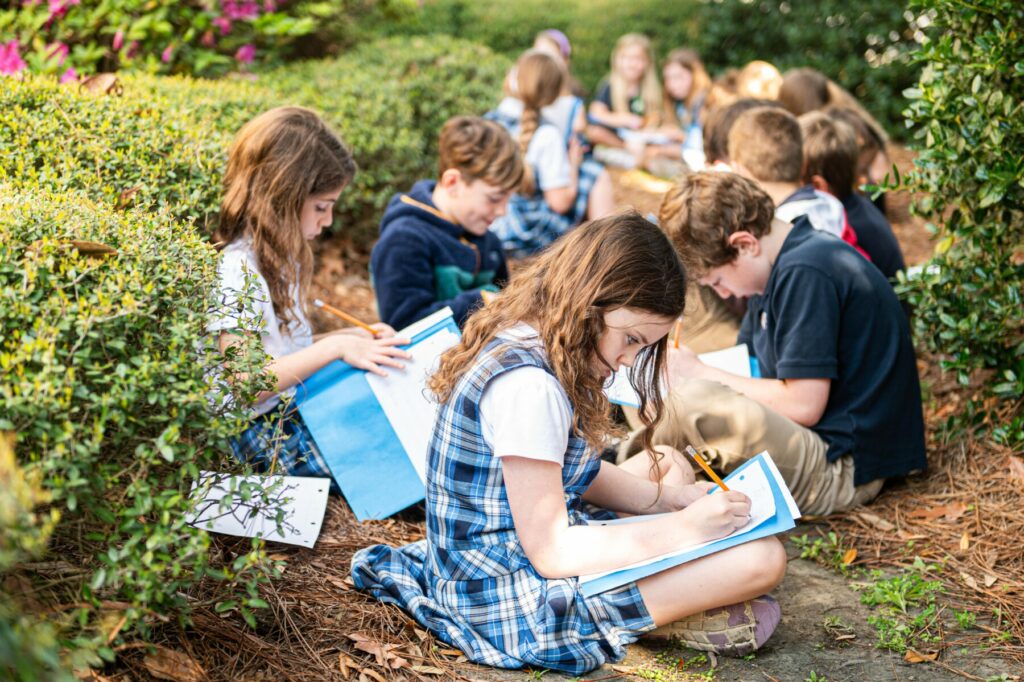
top-left (187, 473), bottom-right (330, 548)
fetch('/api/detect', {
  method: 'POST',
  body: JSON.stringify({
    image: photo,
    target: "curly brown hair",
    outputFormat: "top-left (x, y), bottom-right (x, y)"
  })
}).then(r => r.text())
top-left (428, 211), bottom-right (687, 453)
top-left (214, 107), bottom-right (356, 331)
top-left (659, 172), bottom-right (775, 276)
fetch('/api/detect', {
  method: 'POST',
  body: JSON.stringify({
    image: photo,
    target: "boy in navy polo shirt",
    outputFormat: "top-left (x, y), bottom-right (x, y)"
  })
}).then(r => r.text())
top-left (640, 171), bottom-right (925, 515)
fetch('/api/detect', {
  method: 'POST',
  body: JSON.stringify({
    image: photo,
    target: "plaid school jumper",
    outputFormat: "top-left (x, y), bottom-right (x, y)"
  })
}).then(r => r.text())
top-left (351, 339), bottom-right (654, 675)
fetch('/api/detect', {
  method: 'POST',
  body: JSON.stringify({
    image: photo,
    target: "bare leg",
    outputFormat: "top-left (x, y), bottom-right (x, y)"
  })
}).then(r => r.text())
top-left (638, 536), bottom-right (787, 625)
top-left (586, 169), bottom-right (616, 219)
top-left (586, 125), bottom-right (625, 148)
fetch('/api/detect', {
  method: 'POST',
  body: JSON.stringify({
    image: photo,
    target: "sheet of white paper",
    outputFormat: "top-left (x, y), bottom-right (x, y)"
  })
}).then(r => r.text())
top-left (605, 344), bottom-right (752, 408)
top-left (366, 329), bottom-right (459, 483)
top-left (187, 473), bottom-right (330, 548)
top-left (579, 458), bottom-right (776, 583)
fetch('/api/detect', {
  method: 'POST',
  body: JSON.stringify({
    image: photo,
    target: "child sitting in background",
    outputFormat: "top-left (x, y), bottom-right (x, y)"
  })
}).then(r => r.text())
top-left (778, 67), bottom-right (891, 214)
top-left (353, 212), bottom-right (785, 675)
top-left (489, 50), bottom-right (614, 257)
top-left (645, 48), bottom-right (712, 176)
top-left (798, 111), bottom-right (906, 282)
top-left (371, 116), bottom-right (523, 331)
top-left (587, 33), bottom-right (677, 170)
top-left (210, 107), bottom-right (410, 486)
top-left (533, 28), bottom-right (588, 143)
top-left (825, 105), bottom-right (892, 214)
top-left (702, 98), bottom-right (783, 170)
top-left (727, 106), bottom-right (867, 258)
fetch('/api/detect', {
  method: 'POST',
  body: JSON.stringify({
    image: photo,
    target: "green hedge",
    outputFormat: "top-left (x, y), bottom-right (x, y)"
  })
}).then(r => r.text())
top-left (0, 188), bottom-right (274, 670)
top-left (897, 0), bottom-right (1024, 447)
top-left (1, 35), bottom-right (508, 251)
top-left (375, 0), bottom-right (918, 136)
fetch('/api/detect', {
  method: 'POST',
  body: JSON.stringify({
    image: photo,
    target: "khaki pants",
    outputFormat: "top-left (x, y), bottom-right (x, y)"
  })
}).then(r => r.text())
top-left (622, 285), bottom-right (742, 431)
top-left (619, 379), bottom-right (884, 516)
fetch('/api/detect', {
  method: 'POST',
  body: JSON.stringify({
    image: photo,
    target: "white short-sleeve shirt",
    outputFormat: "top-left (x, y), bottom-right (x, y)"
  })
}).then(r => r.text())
top-left (478, 323), bottom-right (572, 465)
top-left (207, 237), bottom-right (313, 415)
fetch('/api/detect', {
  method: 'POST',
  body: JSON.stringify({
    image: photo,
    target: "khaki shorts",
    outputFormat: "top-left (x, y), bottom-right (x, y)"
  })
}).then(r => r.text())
top-left (619, 379), bottom-right (884, 516)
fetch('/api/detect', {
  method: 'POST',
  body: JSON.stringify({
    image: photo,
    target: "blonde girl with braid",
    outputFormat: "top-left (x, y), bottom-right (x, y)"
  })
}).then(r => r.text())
top-left (209, 107), bottom-right (411, 488)
top-left (488, 50), bottom-right (614, 257)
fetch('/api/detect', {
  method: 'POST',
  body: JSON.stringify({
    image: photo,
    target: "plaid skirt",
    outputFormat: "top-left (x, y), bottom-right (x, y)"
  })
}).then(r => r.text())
top-left (231, 404), bottom-right (339, 493)
top-left (492, 158), bottom-right (605, 258)
top-left (351, 537), bottom-right (655, 675)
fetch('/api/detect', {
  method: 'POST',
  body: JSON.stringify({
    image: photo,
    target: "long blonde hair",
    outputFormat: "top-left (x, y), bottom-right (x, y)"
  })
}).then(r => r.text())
top-left (428, 211), bottom-right (687, 453)
top-left (214, 107), bottom-right (355, 331)
top-left (515, 50), bottom-right (565, 195)
top-left (609, 33), bottom-right (663, 127)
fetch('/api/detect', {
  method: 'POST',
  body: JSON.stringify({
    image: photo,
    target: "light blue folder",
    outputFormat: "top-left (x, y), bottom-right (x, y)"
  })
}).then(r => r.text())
top-left (294, 310), bottom-right (459, 521)
top-left (580, 453), bottom-right (797, 597)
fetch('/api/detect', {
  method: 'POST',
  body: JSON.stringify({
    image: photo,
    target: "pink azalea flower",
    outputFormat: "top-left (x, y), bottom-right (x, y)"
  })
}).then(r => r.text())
top-left (47, 0), bottom-right (79, 21)
top-left (235, 43), bottom-right (256, 65)
top-left (161, 44), bottom-right (174, 64)
top-left (59, 66), bottom-right (78, 84)
top-left (263, 0), bottom-right (277, 11)
top-left (112, 30), bottom-right (124, 51)
top-left (221, 0), bottom-right (259, 21)
top-left (212, 16), bottom-right (232, 35)
top-left (125, 40), bottom-right (140, 59)
top-left (201, 30), bottom-right (216, 48)
top-left (0, 41), bottom-right (28, 75)
top-left (47, 41), bottom-right (69, 65)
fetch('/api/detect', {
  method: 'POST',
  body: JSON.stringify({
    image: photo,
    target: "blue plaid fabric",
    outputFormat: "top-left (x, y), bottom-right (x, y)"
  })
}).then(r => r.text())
top-left (351, 338), bottom-right (654, 675)
top-left (231, 404), bottom-right (339, 494)
top-left (485, 109), bottom-right (606, 258)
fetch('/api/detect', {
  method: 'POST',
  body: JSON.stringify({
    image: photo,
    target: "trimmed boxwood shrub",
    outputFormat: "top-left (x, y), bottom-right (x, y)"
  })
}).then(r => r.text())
top-left (897, 0), bottom-right (1024, 446)
top-left (1, 35), bottom-right (509, 251)
top-left (0, 187), bottom-right (274, 669)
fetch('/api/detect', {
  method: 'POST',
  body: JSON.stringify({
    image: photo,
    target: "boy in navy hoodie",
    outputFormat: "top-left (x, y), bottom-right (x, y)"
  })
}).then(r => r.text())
top-left (371, 117), bottom-right (525, 330)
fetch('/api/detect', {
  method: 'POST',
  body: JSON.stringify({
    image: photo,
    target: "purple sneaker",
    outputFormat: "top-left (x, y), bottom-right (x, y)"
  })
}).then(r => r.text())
top-left (644, 595), bottom-right (781, 656)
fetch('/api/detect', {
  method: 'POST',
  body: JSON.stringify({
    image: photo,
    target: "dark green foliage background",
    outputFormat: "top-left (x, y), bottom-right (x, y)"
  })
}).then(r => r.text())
top-left (897, 0), bottom-right (1024, 446)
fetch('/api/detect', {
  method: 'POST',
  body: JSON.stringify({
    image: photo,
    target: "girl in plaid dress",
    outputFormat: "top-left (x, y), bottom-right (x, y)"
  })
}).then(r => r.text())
top-left (208, 107), bottom-right (411, 488)
top-left (488, 50), bottom-right (615, 257)
top-left (353, 213), bottom-right (786, 674)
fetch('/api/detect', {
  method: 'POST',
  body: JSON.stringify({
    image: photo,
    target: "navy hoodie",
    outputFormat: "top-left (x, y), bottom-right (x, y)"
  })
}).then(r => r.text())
top-left (370, 180), bottom-right (509, 330)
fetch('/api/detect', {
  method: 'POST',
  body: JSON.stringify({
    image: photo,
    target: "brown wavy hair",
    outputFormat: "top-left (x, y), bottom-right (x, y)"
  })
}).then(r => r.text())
top-left (437, 116), bottom-right (524, 192)
top-left (214, 106), bottom-right (356, 331)
top-left (515, 50), bottom-right (565, 195)
top-left (659, 172), bottom-right (775, 276)
top-left (428, 211), bottom-right (687, 453)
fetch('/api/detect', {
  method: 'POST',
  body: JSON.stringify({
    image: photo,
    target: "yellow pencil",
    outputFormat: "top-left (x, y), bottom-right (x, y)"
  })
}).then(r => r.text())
top-left (313, 299), bottom-right (379, 338)
top-left (685, 445), bottom-right (730, 492)
top-left (672, 319), bottom-right (682, 349)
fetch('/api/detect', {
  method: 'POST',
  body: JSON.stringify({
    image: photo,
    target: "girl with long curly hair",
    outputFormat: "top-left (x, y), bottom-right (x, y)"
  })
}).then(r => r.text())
top-left (352, 212), bottom-right (786, 675)
top-left (209, 106), bottom-right (410, 487)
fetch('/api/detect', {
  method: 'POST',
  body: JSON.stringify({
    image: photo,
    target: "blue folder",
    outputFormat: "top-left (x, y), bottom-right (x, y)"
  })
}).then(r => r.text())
top-left (580, 453), bottom-right (797, 597)
top-left (294, 310), bottom-right (459, 521)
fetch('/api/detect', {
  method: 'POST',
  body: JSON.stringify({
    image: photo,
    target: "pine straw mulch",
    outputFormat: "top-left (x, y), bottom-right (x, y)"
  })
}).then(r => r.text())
top-left (102, 150), bottom-right (1023, 681)
top-left (824, 360), bottom-right (1024, 670)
